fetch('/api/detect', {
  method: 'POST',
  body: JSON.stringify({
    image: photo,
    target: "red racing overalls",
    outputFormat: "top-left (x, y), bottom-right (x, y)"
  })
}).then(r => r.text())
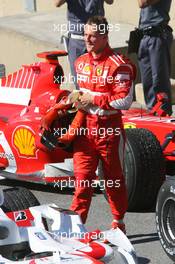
top-left (70, 45), bottom-right (136, 223)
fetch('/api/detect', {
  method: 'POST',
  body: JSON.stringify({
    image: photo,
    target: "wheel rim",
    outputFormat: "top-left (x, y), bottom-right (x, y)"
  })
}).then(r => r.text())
top-left (161, 197), bottom-right (175, 245)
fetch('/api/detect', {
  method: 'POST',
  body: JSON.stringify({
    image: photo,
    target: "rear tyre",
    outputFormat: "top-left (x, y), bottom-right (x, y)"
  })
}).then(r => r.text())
top-left (99, 128), bottom-right (165, 211)
top-left (124, 128), bottom-right (165, 211)
top-left (1, 187), bottom-right (40, 212)
top-left (156, 178), bottom-right (175, 262)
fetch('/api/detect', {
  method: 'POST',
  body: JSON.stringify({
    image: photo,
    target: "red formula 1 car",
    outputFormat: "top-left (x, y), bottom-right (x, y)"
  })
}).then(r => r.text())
top-left (0, 51), bottom-right (174, 211)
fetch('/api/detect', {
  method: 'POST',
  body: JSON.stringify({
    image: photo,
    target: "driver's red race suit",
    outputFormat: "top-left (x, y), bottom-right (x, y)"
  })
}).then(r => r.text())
top-left (70, 45), bottom-right (136, 224)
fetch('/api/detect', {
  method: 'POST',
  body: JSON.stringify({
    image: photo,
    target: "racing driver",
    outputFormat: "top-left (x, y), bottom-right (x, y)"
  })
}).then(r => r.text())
top-left (69, 16), bottom-right (136, 233)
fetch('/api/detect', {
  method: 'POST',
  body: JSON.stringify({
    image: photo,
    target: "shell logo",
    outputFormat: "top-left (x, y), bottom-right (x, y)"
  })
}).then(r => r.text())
top-left (124, 122), bottom-right (136, 129)
top-left (83, 65), bottom-right (90, 72)
top-left (13, 127), bottom-right (37, 158)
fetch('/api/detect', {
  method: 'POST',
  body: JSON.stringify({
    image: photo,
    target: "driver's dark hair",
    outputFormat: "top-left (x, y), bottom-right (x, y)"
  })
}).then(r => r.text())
top-left (86, 16), bottom-right (109, 35)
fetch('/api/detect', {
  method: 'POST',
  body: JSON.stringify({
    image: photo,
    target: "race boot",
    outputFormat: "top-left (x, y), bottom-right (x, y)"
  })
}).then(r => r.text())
top-left (103, 219), bottom-right (126, 243)
top-left (111, 219), bottom-right (126, 234)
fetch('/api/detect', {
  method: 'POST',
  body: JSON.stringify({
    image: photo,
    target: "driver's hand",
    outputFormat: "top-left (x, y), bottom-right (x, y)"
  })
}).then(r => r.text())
top-left (68, 91), bottom-right (82, 104)
top-left (79, 93), bottom-right (94, 107)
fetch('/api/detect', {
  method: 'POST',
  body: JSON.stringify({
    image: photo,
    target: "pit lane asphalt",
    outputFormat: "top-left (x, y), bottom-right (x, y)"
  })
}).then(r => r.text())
top-left (0, 179), bottom-right (173, 264)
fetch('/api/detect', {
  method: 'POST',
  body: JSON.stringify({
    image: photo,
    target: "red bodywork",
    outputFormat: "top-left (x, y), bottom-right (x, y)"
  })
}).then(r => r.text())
top-left (0, 51), bottom-right (175, 184)
top-left (0, 51), bottom-right (73, 183)
top-left (123, 108), bottom-right (175, 162)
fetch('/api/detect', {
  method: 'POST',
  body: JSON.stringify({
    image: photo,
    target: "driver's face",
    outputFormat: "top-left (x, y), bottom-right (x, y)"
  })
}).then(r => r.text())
top-left (84, 24), bottom-right (108, 54)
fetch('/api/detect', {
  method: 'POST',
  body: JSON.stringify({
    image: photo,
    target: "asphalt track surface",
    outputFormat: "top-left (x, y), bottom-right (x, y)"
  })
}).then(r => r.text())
top-left (0, 179), bottom-right (174, 264)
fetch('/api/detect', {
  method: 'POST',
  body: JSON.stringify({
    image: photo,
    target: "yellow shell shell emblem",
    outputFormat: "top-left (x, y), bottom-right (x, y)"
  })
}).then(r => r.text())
top-left (13, 127), bottom-right (36, 157)
top-left (84, 65), bottom-right (90, 73)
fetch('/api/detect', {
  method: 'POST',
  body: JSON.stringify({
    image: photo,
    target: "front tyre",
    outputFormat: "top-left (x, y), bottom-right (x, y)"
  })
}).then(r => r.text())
top-left (156, 178), bottom-right (175, 262)
top-left (1, 187), bottom-right (40, 212)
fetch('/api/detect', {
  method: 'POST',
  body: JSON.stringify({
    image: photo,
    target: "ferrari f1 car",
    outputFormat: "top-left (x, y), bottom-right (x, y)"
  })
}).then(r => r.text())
top-left (0, 50), bottom-right (174, 211)
top-left (0, 187), bottom-right (137, 264)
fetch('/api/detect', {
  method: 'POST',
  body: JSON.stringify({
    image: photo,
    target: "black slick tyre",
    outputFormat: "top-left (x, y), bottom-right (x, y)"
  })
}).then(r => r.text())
top-left (156, 178), bottom-right (175, 262)
top-left (124, 128), bottom-right (165, 211)
top-left (0, 187), bottom-right (40, 212)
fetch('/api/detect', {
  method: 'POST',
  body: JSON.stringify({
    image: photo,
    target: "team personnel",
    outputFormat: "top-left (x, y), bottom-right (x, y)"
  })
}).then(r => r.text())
top-left (69, 16), bottom-right (136, 232)
top-left (54, 0), bottom-right (114, 88)
top-left (138, 0), bottom-right (173, 115)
